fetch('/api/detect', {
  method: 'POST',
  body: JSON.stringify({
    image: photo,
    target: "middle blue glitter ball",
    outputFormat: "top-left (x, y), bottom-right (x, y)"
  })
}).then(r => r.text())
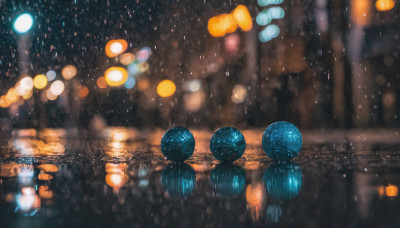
top-left (161, 127), bottom-right (195, 162)
top-left (210, 127), bottom-right (246, 162)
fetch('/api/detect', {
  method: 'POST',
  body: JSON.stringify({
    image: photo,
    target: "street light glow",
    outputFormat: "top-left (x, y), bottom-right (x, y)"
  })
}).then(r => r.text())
top-left (13, 13), bottom-right (34, 34)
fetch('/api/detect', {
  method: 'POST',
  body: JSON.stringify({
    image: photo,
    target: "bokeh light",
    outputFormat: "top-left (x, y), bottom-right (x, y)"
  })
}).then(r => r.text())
top-left (137, 79), bottom-right (150, 91)
top-left (183, 79), bottom-right (202, 92)
top-left (138, 62), bottom-right (149, 72)
top-left (0, 95), bottom-right (11, 108)
top-left (208, 14), bottom-right (237, 37)
top-left (61, 65), bottom-right (78, 80)
top-left (105, 39), bottom-right (128, 58)
top-left (50, 80), bottom-right (65, 96)
top-left (124, 77), bottom-right (136, 89)
top-left (105, 67), bottom-right (128, 87)
top-left (256, 7), bottom-right (285, 26)
top-left (231, 84), bottom-right (247, 103)
top-left (13, 13), bottom-right (34, 34)
top-left (6, 88), bottom-right (19, 103)
top-left (46, 70), bottom-right (57, 81)
top-left (33, 74), bottom-right (48, 89)
top-left (78, 86), bottom-right (89, 98)
top-left (22, 89), bottom-right (33, 100)
top-left (385, 184), bottom-right (398, 197)
top-left (97, 76), bottom-right (108, 89)
top-left (136, 47), bottom-right (152, 62)
top-left (259, 24), bottom-right (280, 42)
top-left (258, 0), bottom-right (283, 7)
top-left (157, 80), bottom-right (176, 98)
top-left (119, 53), bottom-right (135, 65)
top-left (46, 89), bottom-right (58, 101)
top-left (20, 76), bottom-right (34, 92)
top-left (224, 33), bottom-right (240, 54)
top-left (375, 0), bottom-right (396, 11)
top-left (232, 5), bottom-right (253, 32)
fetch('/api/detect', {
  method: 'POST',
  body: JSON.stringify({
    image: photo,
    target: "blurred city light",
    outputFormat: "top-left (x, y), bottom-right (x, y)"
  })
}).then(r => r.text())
top-left (137, 79), bottom-right (150, 91)
top-left (78, 86), bottom-right (89, 98)
top-left (96, 76), bottom-right (108, 89)
top-left (119, 53), bottom-right (135, 65)
top-left (105, 67), bottom-right (128, 87)
top-left (385, 184), bottom-right (398, 197)
top-left (33, 74), bottom-right (48, 89)
top-left (61, 65), bottom-right (78, 80)
top-left (224, 33), bottom-right (240, 54)
top-left (231, 84), bottom-right (247, 103)
top-left (13, 13), bottom-right (34, 34)
top-left (45, 70), bottom-right (57, 81)
top-left (375, 0), bottom-right (396, 11)
top-left (351, 0), bottom-right (372, 26)
top-left (183, 79), bottom-right (202, 92)
top-left (6, 88), bottom-right (18, 103)
top-left (19, 76), bottom-right (34, 92)
top-left (50, 80), bottom-right (65, 96)
top-left (105, 39), bottom-right (128, 58)
top-left (259, 24), bottom-right (280, 42)
top-left (46, 89), bottom-right (57, 101)
top-left (124, 77), bottom-right (136, 89)
top-left (256, 7), bottom-right (285, 26)
top-left (136, 47), bottom-right (152, 62)
top-left (232, 5), bottom-right (253, 32)
top-left (258, 0), bottom-right (284, 7)
top-left (208, 14), bottom-right (237, 37)
top-left (157, 80), bottom-right (176, 98)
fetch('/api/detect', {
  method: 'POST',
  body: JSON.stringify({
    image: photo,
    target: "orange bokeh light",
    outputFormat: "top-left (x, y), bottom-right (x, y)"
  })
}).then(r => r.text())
top-left (157, 80), bottom-right (176, 98)
top-left (376, 0), bottom-right (396, 11)
top-left (97, 76), bottom-right (108, 89)
top-left (78, 86), bottom-right (89, 98)
top-left (232, 5), bottom-right (253, 32)
top-left (105, 39), bottom-right (128, 58)
top-left (208, 14), bottom-right (237, 37)
top-left (385, 184), bottom-right (398, 197)
top-left (61, 65), bottom-right (78, 80)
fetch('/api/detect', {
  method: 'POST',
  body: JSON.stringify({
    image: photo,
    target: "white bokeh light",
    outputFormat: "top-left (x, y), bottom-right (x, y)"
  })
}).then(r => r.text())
top-left (13, 13), bottom-right (34, 34)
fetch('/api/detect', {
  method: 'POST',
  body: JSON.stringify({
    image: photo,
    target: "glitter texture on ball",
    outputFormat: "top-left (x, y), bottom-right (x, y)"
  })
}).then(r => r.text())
top-left (161, 127), bottom-right (195, 162)
top-left (262, 121), bottom-right (302, 161)
top-left (210, 127), bottom-right (246, 162)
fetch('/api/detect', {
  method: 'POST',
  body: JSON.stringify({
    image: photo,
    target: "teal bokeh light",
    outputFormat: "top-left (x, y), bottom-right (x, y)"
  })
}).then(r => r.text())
top-left (257, 0), bottom-right (284, 7)
top-left (256, 7), bottom-right (285, 26)
top-left (124, 76), bottom-right (136, 89)
top-left (258, 24), bottom-right (280, 43)
top-left (13, 13), bottom-right (34, 34)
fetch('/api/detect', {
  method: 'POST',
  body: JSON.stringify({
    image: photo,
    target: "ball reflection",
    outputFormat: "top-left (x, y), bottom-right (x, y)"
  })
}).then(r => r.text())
top-left (210, 163), bottom-right (245, 196)
top-left (161, 163), bottom-right (196, 198)
top-left (263, 162), bottom-right (302, 200)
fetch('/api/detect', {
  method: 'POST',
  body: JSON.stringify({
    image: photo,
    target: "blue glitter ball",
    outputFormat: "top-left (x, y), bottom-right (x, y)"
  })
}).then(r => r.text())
top-left (263, 162), bottom-right (303, 200)
top-left (210, 127), bottom-right (246, 162)
top-left (161, 127), bottom-right (195, 162)
top-left (262, 121), bottom-right (302, 161)
top-left (210, 163), bottom-right (245, 196)
top-left (161, 163), bottom-right (196, 198)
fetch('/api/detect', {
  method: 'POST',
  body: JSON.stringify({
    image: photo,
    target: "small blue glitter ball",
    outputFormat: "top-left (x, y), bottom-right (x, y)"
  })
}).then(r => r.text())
top-left (161, 163), bottom-right (196, 198)
top-left (161, 127), bottom-right (195, 162)
top-left (262, 121), bottom-right (302, 161)
top-left (263, 162), bottom-right (303, 200)
top-left (210, 127), bottom-right (246, 162)
top-left (210, 163), bottom-right (245, 196)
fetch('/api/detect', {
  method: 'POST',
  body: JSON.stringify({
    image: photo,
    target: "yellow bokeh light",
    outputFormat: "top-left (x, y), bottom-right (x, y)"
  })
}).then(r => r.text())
top-left (0, 95), bottom-right (11, 108)
top-left (232, 5), bottom-right (253, 32)
top-left (22, 89), bottom-right (33, 100)
top-left (157, 80), bottom-right (176, 98)
top-left (61, 65), bottom-right (78, 80)
top-left (119, 53), bottom-right (135, 65)
top-left (97, 76), bottom-right (108, 89)
top-left (376, 0), bottom-right (396, 11)
top-left (105, 39), bottom-right (128, 58)
top-left (33, 74), bottom-right (48, 89)
top-left (105, 67), bottom-right (128, 87)
top-left (6, 88), bottom-right (19, 103)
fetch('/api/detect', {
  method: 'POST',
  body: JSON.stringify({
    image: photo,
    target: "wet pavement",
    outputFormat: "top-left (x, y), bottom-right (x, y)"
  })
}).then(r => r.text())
top-left (1, 128), bottom-right (400, 228)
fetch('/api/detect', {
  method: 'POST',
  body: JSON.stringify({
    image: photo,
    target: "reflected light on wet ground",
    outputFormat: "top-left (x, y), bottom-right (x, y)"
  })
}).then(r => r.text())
top-left (1, 127), bottom-right (400, 227)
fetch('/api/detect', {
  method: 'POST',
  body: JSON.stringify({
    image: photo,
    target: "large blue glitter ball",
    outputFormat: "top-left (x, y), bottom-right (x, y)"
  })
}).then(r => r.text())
top-left (210, 163), bottom-right (245, 196)
top-left (210, 127), bottom-right (246, 162)
top-left (262, 121), bottom-right (302, 161)
top-left (161, 127), bottom-right (195, 162)
top-left (263, 162), bottom-right (303, 200)
top-left (161, 163), bottom-right (196, 198)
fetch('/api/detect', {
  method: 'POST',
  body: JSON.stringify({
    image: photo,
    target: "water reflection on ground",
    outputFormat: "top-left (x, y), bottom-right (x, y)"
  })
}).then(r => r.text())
top-left (1, 128), bottom-right (400, 227)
